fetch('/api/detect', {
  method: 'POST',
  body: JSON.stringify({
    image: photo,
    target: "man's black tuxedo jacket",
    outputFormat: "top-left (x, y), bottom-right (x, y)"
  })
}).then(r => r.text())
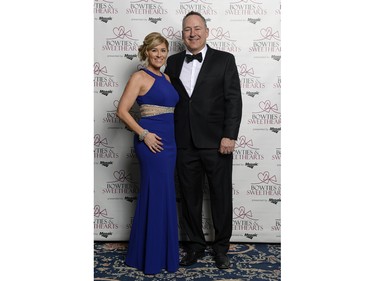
top-left (165, 45), bottom-right (242, 149)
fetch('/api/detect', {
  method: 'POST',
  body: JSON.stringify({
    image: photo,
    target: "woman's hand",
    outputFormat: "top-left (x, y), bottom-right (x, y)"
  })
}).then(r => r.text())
top-left (144, 132), bottom-right (163, 153)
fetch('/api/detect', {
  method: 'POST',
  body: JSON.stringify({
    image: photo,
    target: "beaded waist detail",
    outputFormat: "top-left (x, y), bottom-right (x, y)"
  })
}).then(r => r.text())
top-left (140, 104), bottom-right (175, 117)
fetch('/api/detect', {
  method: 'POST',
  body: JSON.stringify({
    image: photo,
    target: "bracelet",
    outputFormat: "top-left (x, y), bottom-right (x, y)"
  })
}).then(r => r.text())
top-left (139, 129), bottom-right (149, 141)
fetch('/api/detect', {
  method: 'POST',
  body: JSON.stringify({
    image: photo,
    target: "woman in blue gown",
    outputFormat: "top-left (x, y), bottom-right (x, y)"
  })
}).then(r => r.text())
top-left (116, 32), bottom-right (180, 275)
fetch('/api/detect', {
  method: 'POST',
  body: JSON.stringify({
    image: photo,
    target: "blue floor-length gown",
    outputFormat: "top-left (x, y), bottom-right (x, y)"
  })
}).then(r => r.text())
top-left (125, 68), bottom-right (180, 275)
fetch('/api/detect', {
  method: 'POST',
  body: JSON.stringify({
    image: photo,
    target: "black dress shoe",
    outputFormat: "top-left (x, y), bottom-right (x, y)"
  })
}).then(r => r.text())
top-left (214, 253), bottom-right (230, 269)
top-left (179, 250), bottom-right (205, 266)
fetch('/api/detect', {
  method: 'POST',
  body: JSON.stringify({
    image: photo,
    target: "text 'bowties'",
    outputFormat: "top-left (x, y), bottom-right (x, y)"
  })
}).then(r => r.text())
top-left (185, 52), bottom-right (203, 63)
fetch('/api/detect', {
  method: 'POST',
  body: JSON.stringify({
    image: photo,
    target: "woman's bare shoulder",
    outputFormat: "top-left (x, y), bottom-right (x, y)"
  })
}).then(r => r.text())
top-left (129, 69), bottom-right (144, 80)
top-left (163, 72), bottom-right (171, 82)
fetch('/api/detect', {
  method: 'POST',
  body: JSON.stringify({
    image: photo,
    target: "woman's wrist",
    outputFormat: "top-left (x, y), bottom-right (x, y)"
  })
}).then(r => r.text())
top-left (139, 129), bottom-right (149, 141)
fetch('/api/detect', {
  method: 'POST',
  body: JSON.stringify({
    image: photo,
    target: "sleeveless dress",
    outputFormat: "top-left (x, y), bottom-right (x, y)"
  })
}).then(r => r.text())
top-left (125, 68), bottom-right (180, 275)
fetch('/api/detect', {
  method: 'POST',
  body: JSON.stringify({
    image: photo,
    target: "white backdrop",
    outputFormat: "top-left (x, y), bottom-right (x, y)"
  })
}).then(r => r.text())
top-left (94, 0), bottom-right (281, 243)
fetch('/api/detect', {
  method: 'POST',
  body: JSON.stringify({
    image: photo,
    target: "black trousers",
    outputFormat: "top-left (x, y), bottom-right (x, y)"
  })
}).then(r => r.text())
top-left (176, 143), bottom-right (233, 254)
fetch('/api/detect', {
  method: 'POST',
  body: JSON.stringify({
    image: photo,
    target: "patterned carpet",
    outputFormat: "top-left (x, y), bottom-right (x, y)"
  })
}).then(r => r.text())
top-left (94, 242), bottom-right (281, 280)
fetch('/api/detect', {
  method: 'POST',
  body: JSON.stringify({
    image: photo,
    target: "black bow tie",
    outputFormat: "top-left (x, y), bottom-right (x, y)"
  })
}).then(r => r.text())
top-left (185, 52), bottom-right (203, 63)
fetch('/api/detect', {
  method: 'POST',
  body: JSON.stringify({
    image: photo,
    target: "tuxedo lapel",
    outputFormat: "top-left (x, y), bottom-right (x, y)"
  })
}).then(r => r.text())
top-left (192, 46), bottom-right (214, 97)
top-left (175, 52), bottom-right (186, 77)
top-left (168, 52), bottom-right (190, 98)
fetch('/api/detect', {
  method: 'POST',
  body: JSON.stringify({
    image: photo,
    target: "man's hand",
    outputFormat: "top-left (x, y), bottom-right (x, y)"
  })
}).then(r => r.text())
top-left (219, 137), bottom-right (235, 154)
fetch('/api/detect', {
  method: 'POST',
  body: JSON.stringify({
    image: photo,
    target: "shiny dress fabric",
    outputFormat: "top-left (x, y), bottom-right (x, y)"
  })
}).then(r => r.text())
top-left (125, 68), bottom-right (180, 275)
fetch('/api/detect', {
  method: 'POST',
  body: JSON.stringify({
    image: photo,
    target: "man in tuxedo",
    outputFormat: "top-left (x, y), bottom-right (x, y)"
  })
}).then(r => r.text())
top-left (165, 11), bottom-right (242, 269)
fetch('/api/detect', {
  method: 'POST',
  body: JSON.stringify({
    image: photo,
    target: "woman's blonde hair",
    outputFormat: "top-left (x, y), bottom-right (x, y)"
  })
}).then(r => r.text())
top-left (138, 32), bottom-right (169, 64)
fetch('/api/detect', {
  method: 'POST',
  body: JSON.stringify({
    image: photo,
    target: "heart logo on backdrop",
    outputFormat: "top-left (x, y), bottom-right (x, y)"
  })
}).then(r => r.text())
top-left (258, 100), bottom-right (279, 113)
top-left (113, 170), bottom-right (126, 182)
top-left (162, 27), bottom-right (181, 39)
top-left (94, 62), bottom-right (112, 77)
top-left (210, 27), bottom-right (234, 41)
top-left (257, 171), bottom-right (278, 184)
top-left (111, 26), bottom-right (134, 40)
top-left (236, 135), bottom-right (254, 149)
top-left (259, 27), bottom-right (280, 40)
top-left (238, 64), bottom-right (257, 77)
top-left (94, 205), bottom-right (112, 219)
top-left (233, 206), bottom-right (253, 220)
top-left (111, 170), bottom-right (136, 184)
top-left (94, 134), bottom-right (113, 148)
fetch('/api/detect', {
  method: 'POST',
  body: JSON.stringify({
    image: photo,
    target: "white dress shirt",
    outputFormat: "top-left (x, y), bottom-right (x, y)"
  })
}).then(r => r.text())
top-left (179, 45), bottom-right (207, 97)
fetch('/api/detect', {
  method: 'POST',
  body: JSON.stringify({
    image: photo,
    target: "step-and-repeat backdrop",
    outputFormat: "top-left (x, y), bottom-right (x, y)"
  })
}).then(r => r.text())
top-left (94, 0), bottom-right (281, 243)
